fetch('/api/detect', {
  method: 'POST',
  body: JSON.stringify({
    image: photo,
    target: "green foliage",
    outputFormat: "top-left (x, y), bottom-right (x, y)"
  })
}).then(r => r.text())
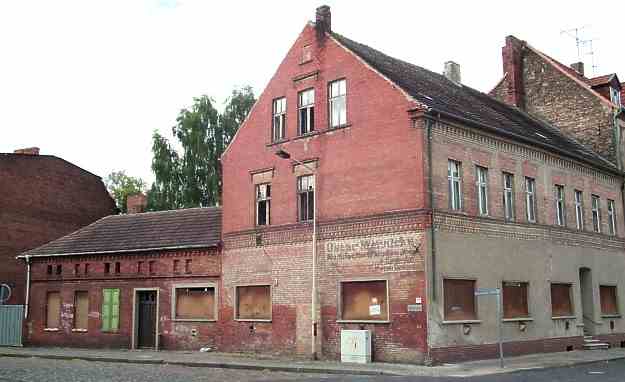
top-left (104, 171), bottom-right (147, 213)
top-left (147, 86), bottom-right (256, 211)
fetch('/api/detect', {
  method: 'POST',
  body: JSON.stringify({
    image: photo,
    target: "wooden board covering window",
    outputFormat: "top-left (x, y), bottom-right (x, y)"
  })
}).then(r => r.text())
top-left (74, 291), bottom-right (89, 330)
top-left (503, 282), bottom-right (529, 318)
top-left (341, 280), bottom-right (388, 321)
top-left (175, 287), bottom-right (215, 320)
top-left (443, 279), bottom-right (476, 320)
top-left (600, 286), bottom-right (619, 315)
top-left (46, 292), bottom-right (61, 329)
top-left (551, 283), bottom-right (573, 317)
top-left (236, 285), bottom-right (271, 320)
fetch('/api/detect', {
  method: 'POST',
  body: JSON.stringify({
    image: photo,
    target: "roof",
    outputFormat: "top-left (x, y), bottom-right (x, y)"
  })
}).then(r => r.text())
top-left (330, 32), bottom-right (618, 173)
top-left (21, 207), bottom-right (222, 257)
top-left (588, 74), bottom-right (615, 87)
top-left (0, 152), bottom-right (103, 180)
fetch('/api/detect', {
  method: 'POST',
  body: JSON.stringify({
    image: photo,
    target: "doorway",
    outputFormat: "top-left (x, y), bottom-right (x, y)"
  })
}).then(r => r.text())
top-left (136, 290), bottom-right (158, 349)
top-left (579, 267), bottom-right (595, 335)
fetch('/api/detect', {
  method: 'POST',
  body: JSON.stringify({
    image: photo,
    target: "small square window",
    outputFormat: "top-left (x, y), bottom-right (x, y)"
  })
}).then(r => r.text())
top-left (235, 285), bottom-right (271, 321)
top-left (443, 279), bottom-right (477, 321)
top-left (340, 280), bottom-right (389, 321)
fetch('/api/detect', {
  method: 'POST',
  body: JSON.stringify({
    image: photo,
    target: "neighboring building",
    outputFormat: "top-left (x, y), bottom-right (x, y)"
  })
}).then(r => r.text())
top-left (0, 147), bottom-right (116, 305)
top-left (20, 205), bottom-right (222, 349)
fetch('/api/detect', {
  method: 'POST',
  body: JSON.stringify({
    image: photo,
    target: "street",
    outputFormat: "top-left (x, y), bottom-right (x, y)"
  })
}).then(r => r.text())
top-left (0, 356), bottom-right (624, 382)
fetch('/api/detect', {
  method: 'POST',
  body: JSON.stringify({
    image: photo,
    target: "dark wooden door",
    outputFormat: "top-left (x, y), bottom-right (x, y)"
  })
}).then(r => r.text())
top-left (137, 291), bottom-right (157, 348)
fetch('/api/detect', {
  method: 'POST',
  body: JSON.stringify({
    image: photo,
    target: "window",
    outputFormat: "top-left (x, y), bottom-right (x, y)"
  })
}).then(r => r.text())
top-left (608, 199), bottom-right (617, 236)
top-left (137, 261), bottom-right (143, 274)
top-left (114, 262), bottom-right (121, 274)
top-left (443, 279), bottom-right (477, 321)
top-left (302, 44), bottom-right (312, 63)
top-left (554, 185), bottom-right (566, 226)
top-left (185, 259), bottom-right (192, 274)
top-left (173, 286), bottom-right (216, 321)
top-left (600, 286), bottom-right (619, 316)
top-left (592, 195), bottom-right (601, 233)
top-left (235, 285), bottom-right (271, 321)
top-left (74, 291), bottom-right (89, 330)
top-left (476, 166), bottom-right (488, 216)
top-left (551, 283), bottom-right (573, 317)
top-left (502, 282), bottom-right (529, 319)
top-left (610, 86), bottom-right (622, 107)
top-left (297, 175), bottom-right (315, 221)
top-left (47, 265), bottom-right (52, 275)
top-left (104, 263), bottom-right (110, 274)
top-left (448, 160), bottom-right (462, 210)
top-left (173, 259), bottom-right (180, 273)
top-left (101, 288), bottom-right (120, 332)
top-left (84, 263), bottom-right (89, 275)
top-left (45, 291), bottom-right (61, 329)
top-left (575, 190), bottom-right (584, 230)
top-left (148, 260), bottom-right (155, 274)
top-left (272, 97), bottom-right (286, 142)
top-left (56, 264), bottom-right (62, 275)
top-left (340, 280), bottom-right (389, 321)
top-left (298, 89), bottom-right (315, 135)
top-left (74, 264), bottom-right (80, 275)
top-left (503, 173), bottom-right (515, 221)
top-left (255, 184), bottom-right (271, 226)
top-left (525, 177), bottom-right (536, 223)
top-left (329, 79), bottom-right (347, 128)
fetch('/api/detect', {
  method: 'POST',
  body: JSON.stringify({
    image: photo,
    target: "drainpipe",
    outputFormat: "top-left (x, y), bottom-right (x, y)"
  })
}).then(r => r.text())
top-left (426, 116), bottom-right (437, 300)
top-left (24, 255), bottom-right (31, 319)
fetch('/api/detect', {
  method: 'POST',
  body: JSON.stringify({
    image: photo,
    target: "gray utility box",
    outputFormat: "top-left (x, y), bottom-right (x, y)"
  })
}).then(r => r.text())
top-left (340, 329), bottom-right (372, 363)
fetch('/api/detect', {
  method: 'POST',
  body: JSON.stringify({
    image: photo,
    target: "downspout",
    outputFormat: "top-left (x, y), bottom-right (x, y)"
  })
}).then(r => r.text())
top-left (24, 255), bottom-right (31, 319)
top-left (426, 116), bottom-right (437, 301)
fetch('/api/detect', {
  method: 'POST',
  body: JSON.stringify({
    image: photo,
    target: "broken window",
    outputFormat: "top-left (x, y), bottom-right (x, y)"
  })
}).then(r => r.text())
top-left (272, 97), bottom-right (286, 142)
top-left (503, 173), bottom-right (515, 221)
top-left (101, 288), bottom-right (120, 332)
top-left (503, 282), bottom-right (529, 319)
top-left (600, 285), bottom-right (619, 316)
top-left (114, 262), bottom-right (121, 274)
top-left (297, 175), bottom-right (315, 221)
top-left (608, 199), bottom-right (616, 236)
top-left (301, 44), bottom-right (312, 63)
top-left (45, 291), bottom-right (61, 329)
top-left (525, 177), bottom-right (536, 223)
top-left (592, 195), bottom-right (601, 233)
top-left (174, 286), bottom-right (215, 320)
top-left (443, 279), bottom-right (476, 321)
top-left (74, 291), bottom-right (89, 330)
top-left (329, 79), bottom-right (346, 128)
top-left (340, 280), bottom-right (389, 321)
top-left (104, 263), bottom-right (110, 274)
top-left (476, 166), bottom-right (488, 216)
top-left (256, 184), bottom-right (271, 226)
top-left (575, 190), bottom-right (584, 230)
top-left (173, 259), bottom-right (179, 274)
top-left (298, 88), bottom-right (315, 135)
top-left (448, 160), bottom-right (462, 211)
top-left (550, 283), bottom-right (573, 317)
top-left (236, 285), bottom-right (271, 320)
top-left (554, 185), bottom-right (566, 226)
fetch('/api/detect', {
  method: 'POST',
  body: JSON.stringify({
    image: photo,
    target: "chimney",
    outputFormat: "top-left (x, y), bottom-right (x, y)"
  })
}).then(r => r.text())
top-left (13, 147), bottom-right (40, 155)
top-left (315, 5), bottom-right (331, 38)
top-left (570, 62), bottom-right (585, 76)
top-left (127, 193), bottom-right (147, 214)
top-left (444, 61), bottom-right (461, 84)
top-left (501, 35), bottom-right (526, 108)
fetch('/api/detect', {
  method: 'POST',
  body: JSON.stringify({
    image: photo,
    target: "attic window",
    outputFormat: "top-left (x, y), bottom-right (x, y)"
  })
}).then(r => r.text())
top-left (302, 44), bottom-right (312, 64)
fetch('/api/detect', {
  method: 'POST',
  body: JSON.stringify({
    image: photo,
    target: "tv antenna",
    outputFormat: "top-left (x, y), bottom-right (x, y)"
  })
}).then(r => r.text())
top-left (561, 26), bottom-right (599, 76)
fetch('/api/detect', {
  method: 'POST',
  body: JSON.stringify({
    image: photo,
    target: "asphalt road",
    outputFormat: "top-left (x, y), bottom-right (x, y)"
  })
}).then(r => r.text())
top-left (0, 356), bottom-right (624, 382)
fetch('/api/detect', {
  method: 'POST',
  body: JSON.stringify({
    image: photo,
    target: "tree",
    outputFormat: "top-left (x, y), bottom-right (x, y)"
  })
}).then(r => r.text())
top-left (104, 171), bottom-right (147, 213)
top-left (147, 86), bottom-right (256, 211)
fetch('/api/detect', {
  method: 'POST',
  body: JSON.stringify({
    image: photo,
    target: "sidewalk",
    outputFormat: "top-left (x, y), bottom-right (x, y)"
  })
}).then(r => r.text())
top-left (1, 346), bottom-right (625, 377)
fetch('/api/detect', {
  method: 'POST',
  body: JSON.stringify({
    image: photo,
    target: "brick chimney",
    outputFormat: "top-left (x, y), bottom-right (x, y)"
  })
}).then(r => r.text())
top-left (13, 147), bottom-right (40, 155)
top-left (444, 61), bottom-right (461, 84)
top-left (127, 193), bottom-right (147, 214)
top-left (570, 62), bottom-right (585, 76)
top-left (501, 35), bottom-right (526, 108)
top-left (315, 5), bottom-right (331, 38)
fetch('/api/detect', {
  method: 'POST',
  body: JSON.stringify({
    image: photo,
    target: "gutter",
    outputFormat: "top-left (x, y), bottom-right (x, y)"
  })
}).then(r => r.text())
top-left (16, 244), bottom-right (218, 259)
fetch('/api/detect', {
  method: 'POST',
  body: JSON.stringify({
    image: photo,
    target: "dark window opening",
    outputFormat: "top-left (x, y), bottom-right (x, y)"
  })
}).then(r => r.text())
top-left (114, 262), bottom-right (120, 274)
top-left (256, 184), bottom-right (271, 226)
top-left (104, 263), bottom-right (110, 274)
top-left (185, 259), bottom-right (192, 274)
top-left (47, 265), bottom-right (53, 275)
top-left (444, 279), bottom-right (476, 321)
top-left (297, 175), bottom-right (315, 222)
top-left (503, 281), bottom-right (529, 319)
top-left (55, 264), bottom-right (62, 275)
top-left (173, 259), bottom-right (180, 273)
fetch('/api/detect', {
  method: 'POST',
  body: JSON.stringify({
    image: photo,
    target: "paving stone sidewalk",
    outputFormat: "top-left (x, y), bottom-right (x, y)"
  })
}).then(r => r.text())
top-left (1, 346), bottom-right (625, 377)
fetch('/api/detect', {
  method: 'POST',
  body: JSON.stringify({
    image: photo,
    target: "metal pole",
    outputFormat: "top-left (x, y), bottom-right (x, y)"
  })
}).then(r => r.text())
top-left (311, 172), bottom-right (317, 360)
top-left (497, 288), bottom-right (504, 368)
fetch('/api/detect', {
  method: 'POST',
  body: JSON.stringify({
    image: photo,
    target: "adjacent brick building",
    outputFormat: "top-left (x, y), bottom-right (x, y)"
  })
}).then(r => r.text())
top-left (0, 148), bottom-right (116, 305)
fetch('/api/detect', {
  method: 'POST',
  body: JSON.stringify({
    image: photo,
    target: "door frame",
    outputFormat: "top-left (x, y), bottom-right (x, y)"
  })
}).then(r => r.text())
top-left (131, 288), bottom-right (160, 350)
top-left (579, 267), bottom-right (595, 334)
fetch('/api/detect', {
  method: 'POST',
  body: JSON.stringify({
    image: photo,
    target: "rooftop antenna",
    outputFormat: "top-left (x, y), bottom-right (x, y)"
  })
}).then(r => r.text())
top-left (561, 26), bottom-right (599, 76)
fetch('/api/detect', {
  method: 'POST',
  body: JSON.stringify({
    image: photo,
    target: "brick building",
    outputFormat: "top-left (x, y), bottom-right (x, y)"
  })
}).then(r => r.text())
top-left (0, 147), bottom-right (116, 305)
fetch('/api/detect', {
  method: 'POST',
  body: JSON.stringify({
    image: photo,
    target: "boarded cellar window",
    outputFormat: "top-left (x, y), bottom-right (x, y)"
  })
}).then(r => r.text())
top-left (101, 288), bottom-right (120, 332)
top-left (340, 280), bottom-right (389, 321)
top-left (256, 184), bottom-right (271, 226)
top-left (502, 282), bottom-right (529, 319)
top-left (74, 291), bottom-right (89, 330)
top-left (600, 285), bottom-right (619, 316)
top-left (297, 175), bottom-right (315, 222)
top-left (45, 291), bottom-right (61, 329)
top-left (235, 285), bottom-right (271, 321)
top-left (551, 283), bottom-right (573, 317)
top-left (443, 279), bottom-right (476, 321)
top-left (174, 286), bottom-right (215, 320)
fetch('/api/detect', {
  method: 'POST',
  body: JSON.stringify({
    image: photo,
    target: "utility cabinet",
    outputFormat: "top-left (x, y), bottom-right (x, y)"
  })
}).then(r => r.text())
top-left (340, 329), bottom-right (372, 363)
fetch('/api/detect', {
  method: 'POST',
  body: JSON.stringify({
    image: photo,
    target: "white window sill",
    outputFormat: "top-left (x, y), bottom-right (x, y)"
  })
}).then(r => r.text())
top-left (551, 315), bottom-right (577, 320)
top-left (172, 319), bottom-right (217, 323)
top-left (336, 320), bottom-right (391, 324)
top-left (601, 314), bottom-right (622, 319)
top-left (441, 319), bottom-right (481, 325)
top-left (503, 317), bottom-right (533, 322)
top-left (43, 328), bottom-right (59, 332)
top-left (71, 328), bottom-right (88, 333)
top-left (235, 318), bottom-right (272, 323)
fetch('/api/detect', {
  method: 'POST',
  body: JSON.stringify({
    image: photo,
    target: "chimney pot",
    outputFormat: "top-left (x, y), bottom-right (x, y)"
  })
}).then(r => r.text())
top-left (571, 62), bottom-right (585, 76)
top-left (127, 193), bottom-right (147, 214)
top-left (444, 61), bottom-right (461, 84)
top-left (13, 147), bottom-right (40, 155)
top-left (315, 5), bottom-right (331, 36)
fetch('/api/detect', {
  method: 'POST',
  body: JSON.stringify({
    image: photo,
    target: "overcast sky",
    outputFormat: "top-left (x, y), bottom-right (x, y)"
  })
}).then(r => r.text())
top-left (2, 0), bottom-right (623, 184)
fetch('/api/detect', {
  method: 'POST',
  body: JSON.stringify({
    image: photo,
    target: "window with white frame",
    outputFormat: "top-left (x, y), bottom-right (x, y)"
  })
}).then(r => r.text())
top-left (503, 173), bottom-right (515, 221)
top-left (525, 177), bottom-right (536, 223)
top-left (610, 86), bottom-right (622, 107)
top-left (329, 79), bottom-right (346, 128)
top-left (476, 166), bottom-right (488, 216)
top-left (608, 199), bottom-right (617, 235)
top-left (298, 89), bottom-right (315, 135)
top-left (297, 175), bottom-right (315, 222)
top-left (256, 184), bottom-right (271, 226)
top-left (555, 185), bottom-right (566, 226)
top-left (575, 190), bottom-right (584, 230)
top-left (448, 160), bottom-right (462, 210)
top-left (592, 195), bottom-right (601, 233)
top-left (272, 97), bottom-right (286, 142)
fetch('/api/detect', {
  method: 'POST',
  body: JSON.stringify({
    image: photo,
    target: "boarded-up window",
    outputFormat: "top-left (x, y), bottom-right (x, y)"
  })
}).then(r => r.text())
top-left (101, 288), bottom-right (120, 332)
top-left (74, 291), bottom-right (89, 330)
top-left (45, 292), bottom-right (61, 329)
top-left (551, 283), bottom-right (573, 317)
top-left (503, 282), bottom-right (529, 318)
top-left (600, 286), bottom-right (619, 316)
top-left (175, 287), bottom-right (215, 320)
top-left (236, 285), bottom-right (271, 320)
top-left (340, 280), bottom-right (388, 321)
top-left (444, 279), bottom-right (476, 321)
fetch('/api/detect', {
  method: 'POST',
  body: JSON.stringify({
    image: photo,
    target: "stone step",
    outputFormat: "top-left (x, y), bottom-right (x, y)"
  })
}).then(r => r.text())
top-left (584, 342), bottom-right (609, 350)
top-left (584, 339), bottom-right (601, 343)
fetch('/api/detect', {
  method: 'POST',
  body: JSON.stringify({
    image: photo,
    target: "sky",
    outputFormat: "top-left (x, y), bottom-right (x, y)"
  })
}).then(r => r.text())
top-left (2, 0), bottom-right (624, 185)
